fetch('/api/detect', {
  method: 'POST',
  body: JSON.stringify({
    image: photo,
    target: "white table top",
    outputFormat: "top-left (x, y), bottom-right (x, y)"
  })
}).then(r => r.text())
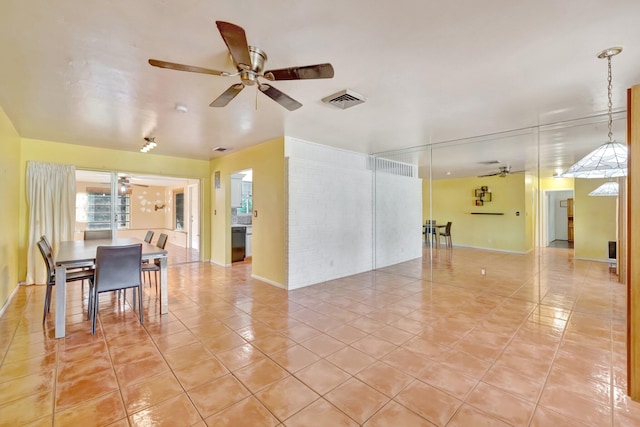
top-left (56, 237), bottom-right (166, 266)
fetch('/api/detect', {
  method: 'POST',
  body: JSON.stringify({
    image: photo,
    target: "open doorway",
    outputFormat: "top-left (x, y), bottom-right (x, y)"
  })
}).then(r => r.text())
top-left (544, 189), bottom-right (574, 249)
top-left (230, 169), bottom-right (252, 265)
top-left (75, 170), bottom-right (201, 265)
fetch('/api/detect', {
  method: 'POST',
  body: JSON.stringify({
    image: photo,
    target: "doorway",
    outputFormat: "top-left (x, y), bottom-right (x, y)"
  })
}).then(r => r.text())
top-left (544, 189), bottom-right (574, 248)
top-left (75, 170), bottom-right (201, 264)
top-left (230, 169), bottom-right (253, 265)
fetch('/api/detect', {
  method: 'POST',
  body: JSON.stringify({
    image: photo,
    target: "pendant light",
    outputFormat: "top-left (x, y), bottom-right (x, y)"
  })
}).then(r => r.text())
top-left (562, 47), bottom-right (627, 178)
top-left (588, 180), bottom-right (619, 196)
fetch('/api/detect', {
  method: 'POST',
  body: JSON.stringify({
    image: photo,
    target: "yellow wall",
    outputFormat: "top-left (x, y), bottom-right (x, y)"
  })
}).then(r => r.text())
top-left (574, 178), bottom-right (617, 260)
top-left (539, 176), bottom-right (615, 261)
top-left (210, 138), bottom-right (286, 287)
top-left (19, 138), bottom-right (211, 279)
top-left (430, 174), bottom-right (530, 252)
top-left (0, 107), bottom-right (21, 310)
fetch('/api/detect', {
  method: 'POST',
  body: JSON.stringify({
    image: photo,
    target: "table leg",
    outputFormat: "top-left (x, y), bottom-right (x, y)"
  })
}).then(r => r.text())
top-left (160, 256), bottom-right (168, 314)
top-left (54, 266), bottom-right (67, 338)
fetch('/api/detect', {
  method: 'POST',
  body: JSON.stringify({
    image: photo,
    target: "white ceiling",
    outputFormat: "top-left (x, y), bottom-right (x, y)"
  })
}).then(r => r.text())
top-left (1, 1), bottom-right (639, 178)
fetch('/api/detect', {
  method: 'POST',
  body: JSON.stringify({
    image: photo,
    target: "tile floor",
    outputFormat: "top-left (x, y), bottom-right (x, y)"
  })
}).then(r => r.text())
top-left (1, 246), bottom-right (640, 426)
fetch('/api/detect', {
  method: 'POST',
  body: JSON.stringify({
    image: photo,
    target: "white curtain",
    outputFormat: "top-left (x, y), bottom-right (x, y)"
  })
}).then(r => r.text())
top-left (26, 161), bottom-right (76, 284)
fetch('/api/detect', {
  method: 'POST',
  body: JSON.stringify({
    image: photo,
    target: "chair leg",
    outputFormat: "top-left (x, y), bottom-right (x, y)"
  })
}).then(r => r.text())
top-left (87, 283), bottom-right (93, 321)
top-left (91, 290), bottom-right (99, 335)
top-left (43, 284), bottom-right (52, 324)
top-left (138, 285), bottom-right (144, 324)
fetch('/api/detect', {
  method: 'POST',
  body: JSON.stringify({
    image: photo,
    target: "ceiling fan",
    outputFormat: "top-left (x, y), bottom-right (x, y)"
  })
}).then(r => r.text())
top-left (477, 165), bottom-right (523, 178)
top-left (117, 176), bottom-right (148, 190)
top-left (148, 21), bottom-right (335, 111)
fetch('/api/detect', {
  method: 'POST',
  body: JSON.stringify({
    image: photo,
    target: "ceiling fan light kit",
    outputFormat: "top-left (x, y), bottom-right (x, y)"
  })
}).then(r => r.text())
top-left (562, 47), bottom-right (627, 178)
top-left (149, 21), bottom-right (335, 111)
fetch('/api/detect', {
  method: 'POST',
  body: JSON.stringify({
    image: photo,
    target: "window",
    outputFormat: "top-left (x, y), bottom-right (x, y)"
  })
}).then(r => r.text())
top-left (77, 188), bottom-right (130, 230)
top-left (175, 191), bottom-right (184, 231)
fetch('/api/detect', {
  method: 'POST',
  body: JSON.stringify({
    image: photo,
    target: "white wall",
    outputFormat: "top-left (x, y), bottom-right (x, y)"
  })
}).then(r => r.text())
top-left (286, 139), bottom-right (373, 289)
top-left (374, 171), bottom-right (423, 268)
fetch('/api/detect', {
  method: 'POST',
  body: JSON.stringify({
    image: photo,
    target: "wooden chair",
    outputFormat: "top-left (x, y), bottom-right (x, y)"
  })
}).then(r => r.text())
top-left (89, 244), bottom-right (143, 334)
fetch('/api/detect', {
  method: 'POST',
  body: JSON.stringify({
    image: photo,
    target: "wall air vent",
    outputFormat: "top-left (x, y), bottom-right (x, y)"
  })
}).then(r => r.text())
top-left (322, 89), bottom-right (366, 110)
top-left (212, 147), bottom-right (229, 152)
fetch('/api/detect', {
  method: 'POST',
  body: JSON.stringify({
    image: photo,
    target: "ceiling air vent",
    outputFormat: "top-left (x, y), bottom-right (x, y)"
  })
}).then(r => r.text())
top-left (212, 147), bottom-right (229, 152)
top-left (322, 89), bottom-right (366, 110)
top-left (478, 160), bottom-right (501, 165)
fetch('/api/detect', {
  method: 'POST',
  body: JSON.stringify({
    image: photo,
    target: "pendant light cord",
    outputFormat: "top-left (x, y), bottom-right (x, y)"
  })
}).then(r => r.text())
top-left (607, 55), bottom-right (613, 143)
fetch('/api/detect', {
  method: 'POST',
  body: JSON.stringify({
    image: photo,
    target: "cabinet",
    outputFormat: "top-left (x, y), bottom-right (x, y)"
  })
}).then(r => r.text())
top-left (567, 198), bottom-right (574, 242)
top-left (231, 178), bottom-right (242, 208)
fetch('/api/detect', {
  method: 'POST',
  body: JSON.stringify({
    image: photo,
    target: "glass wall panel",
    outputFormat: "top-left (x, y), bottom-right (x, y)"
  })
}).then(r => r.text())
top-left (372, 111), bottom-right (626, 308)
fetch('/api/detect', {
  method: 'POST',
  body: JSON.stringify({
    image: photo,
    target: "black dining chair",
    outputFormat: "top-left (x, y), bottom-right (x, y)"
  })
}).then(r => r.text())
top-left (143, 230), bottom-right (154, 244)
top-left (84, 229), bottom-right (113, 240)
top-left (88, 244), bottom-right (143, 335)
top-left (36, 238), bottom-right (95, 324)
top-left (142, 233), bottom-right (168, 291)
top-left (439, 222), bottom-right (453, 248)
top-left (424, 220), bottom-right (437, 246)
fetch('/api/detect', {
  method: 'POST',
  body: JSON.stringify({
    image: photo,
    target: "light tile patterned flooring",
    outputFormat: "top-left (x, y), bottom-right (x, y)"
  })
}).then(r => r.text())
top-left (1, 246), bottom-right (640, 426)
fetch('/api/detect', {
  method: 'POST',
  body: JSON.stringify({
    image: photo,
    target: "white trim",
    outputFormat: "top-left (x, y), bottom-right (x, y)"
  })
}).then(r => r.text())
top-left (251, 274), bottom-right (286, 289)
top-left (209, 260), bottom-right (231, 267)
top-left (0, 283), bottom-right (22, 318)
top-left (573, 257), bottom-right (610, 263)
top-left (447, 244), bottom-right (530, 255)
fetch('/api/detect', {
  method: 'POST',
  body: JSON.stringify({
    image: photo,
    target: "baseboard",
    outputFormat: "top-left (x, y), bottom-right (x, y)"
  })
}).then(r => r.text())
top-left (0, 282), bottom-right (22, 318)
top-left (209, 259), bottom-right (232, 267)
top-left (251, 274), bottom-right (286, 290)
top-left (451, 244), bottom-right (529, 254)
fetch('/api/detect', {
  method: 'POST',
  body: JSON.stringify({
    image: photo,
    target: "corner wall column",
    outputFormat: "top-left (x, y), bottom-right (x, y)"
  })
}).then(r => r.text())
top-left (627, 84), bottom-right (640, 400)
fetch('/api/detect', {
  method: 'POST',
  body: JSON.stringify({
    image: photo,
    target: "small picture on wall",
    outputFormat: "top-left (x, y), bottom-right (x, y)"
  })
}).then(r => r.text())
top-left (475, 200), bottom-right (484, 206)
top-left (484, 192), bottom-right (492, 202)
top-left (474, 189), bottom-right (483, 197)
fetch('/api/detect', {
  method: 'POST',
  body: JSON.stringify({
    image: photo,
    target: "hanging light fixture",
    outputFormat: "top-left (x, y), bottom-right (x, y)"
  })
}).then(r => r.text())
top-left (562, 47), bottom-right (627, 178)
top-left (588, 180), bottom-right (619, 196)
top-left (140, 136), bottom-right (157, 153)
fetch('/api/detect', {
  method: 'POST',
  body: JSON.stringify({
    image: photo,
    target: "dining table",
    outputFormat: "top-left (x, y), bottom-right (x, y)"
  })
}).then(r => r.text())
top-left (423, 223), bottom-right (447, 247)
top-left (54, 237), bottom-right (168, 338)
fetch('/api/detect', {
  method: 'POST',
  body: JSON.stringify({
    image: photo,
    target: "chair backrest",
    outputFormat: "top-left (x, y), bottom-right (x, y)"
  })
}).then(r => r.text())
top-left (144, 230), bottom-right (154, 243)
top-left (84, 229), bottom-right (113, 240)
top-left (94, 244), bottom-right (142, 293)
top-left (156, 233), bottom-right (168, 250)
top-left (445, 222), bottom-right (452, 234)
top-left (36, 239), bottom-right (54, 285)
top-left (41, 235), bottom-right (52, 252)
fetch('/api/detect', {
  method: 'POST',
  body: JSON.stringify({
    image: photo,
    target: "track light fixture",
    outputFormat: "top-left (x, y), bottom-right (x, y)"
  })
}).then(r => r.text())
top-left (141, 136), bottom-right (157, 153)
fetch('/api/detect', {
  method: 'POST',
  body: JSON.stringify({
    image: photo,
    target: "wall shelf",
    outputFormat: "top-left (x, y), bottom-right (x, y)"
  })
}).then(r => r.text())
top-left (470, 212), bottom-right (504, 215)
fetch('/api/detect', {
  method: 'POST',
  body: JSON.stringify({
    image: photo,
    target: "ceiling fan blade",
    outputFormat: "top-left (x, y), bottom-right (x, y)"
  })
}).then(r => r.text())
top-left (258, 84), bottom-right (302, 111)
top-left (477, 172), bottom-right (500, 177)
top-left (264, 63), bottom-right (335, 80)
top-left (215, 21), bottom-right (252, 70)
top-left (210, 84), bottom-right (245, 107)
top-left (148, 59), bottom-right (228, 76)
